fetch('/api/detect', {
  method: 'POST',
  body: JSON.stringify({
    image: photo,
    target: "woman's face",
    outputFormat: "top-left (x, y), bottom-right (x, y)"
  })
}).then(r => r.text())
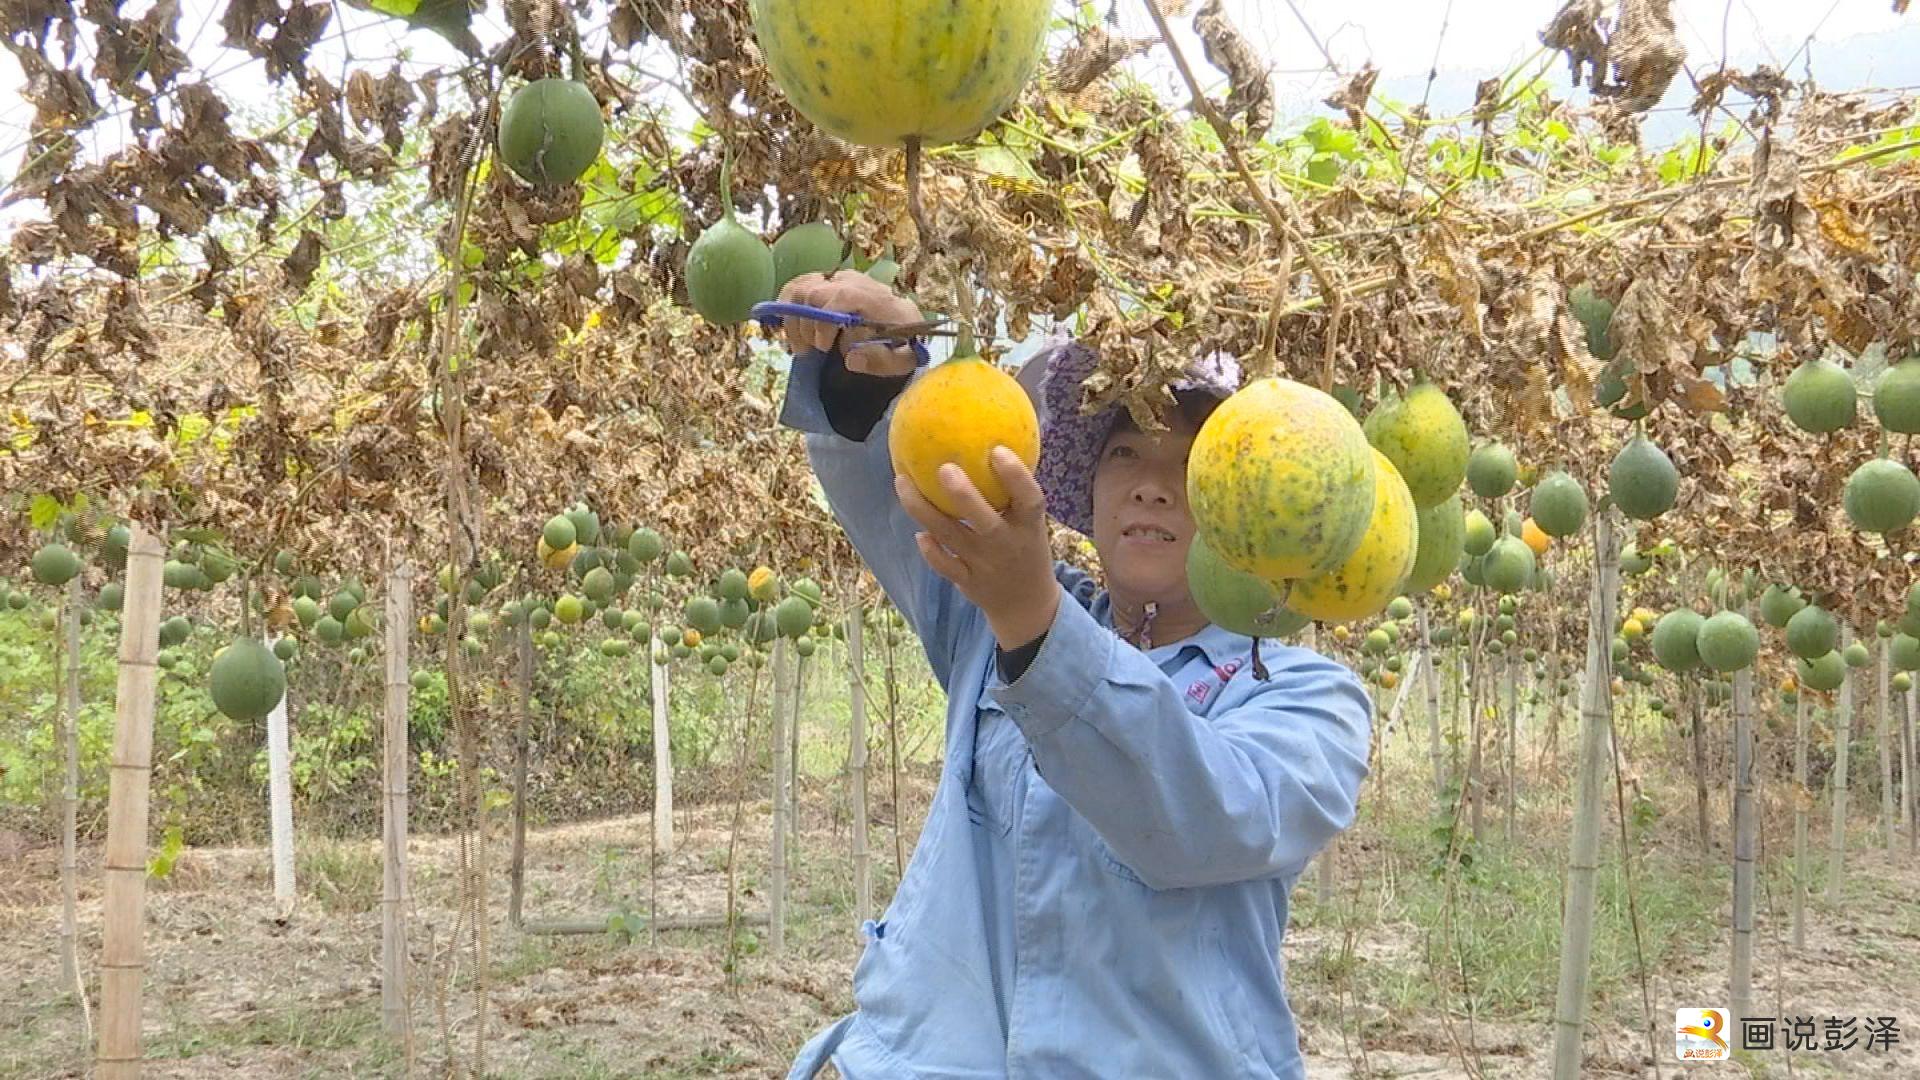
top-left (1089, 413), bottom-right (1201, 601)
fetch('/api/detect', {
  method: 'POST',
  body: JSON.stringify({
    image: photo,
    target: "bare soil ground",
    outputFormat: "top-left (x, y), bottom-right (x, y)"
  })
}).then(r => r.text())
top-left (3, 760), bottom-right (1916, 1079)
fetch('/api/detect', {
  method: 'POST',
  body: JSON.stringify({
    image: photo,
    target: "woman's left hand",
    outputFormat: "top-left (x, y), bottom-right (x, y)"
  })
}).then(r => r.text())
top-left (895, 446), bottom-right (1060, 650)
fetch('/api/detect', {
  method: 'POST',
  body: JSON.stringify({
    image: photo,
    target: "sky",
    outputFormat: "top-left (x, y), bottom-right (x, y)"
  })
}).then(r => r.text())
top-left (1, 0), bottom-right (1915, 235)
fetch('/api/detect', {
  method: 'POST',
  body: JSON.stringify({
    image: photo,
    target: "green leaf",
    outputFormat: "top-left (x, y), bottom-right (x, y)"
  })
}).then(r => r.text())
top-left (1306, 154), bottom-right (1339, 187)
top-left (29, 494), bottom-right (61, 530)
top-left (973, 145), bottom-right (1034, 181)
top-left (368, 0), bottom-right (423, 17)
top-left (146, 824), bottom-right (184, 879)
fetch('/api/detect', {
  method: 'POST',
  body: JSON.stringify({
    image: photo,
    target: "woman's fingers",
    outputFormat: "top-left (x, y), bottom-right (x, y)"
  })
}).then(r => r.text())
top-left (775, 272), bottom-right (924, 375)
top-left (895, 473), bottom-right (978, 554)
top-left (990, 447), bottom-right (1047, 525)
top-left (934, 461), bottom-right (1003, 531)
top-left (914, 531), bottom-right (969, 584)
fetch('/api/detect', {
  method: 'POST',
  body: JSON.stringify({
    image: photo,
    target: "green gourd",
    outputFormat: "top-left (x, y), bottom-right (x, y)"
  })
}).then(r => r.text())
top-left (685, 154), bottom-right (776, 325)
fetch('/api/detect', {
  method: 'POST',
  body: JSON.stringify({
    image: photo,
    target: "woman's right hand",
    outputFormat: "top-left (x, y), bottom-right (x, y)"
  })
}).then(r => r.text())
top-left (778, 271), bottom-right (924, 378)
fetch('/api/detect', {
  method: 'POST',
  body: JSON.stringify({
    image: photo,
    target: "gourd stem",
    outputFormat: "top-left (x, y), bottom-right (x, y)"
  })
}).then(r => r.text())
top-left (951, 272), bottom-right (977, 358)
top-left (904, 136), bottom-right (935, 258)
top-left (719, 145), bottom-right (737, 225)
top-left (565, 18), bottom-right (587, 83)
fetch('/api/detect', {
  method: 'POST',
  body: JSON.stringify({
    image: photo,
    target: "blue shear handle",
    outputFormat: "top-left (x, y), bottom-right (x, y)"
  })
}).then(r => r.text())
top-left (750, 300), bottom-right (862, 328)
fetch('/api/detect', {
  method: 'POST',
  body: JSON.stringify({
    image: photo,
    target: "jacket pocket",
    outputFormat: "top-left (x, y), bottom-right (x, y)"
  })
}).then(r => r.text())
top-left (878, 792), bottom-right (950, 930)
top-left (1093, 838), bottom-right (1150, 886)
top-left (964, 702), bottom-right (1021, 836)
top-left (1208, 925), bottom-right (1272, 1074)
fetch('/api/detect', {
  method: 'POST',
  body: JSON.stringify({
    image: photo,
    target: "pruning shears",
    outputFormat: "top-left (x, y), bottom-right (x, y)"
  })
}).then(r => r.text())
top-left (750, 300), bottom-right (957, 354)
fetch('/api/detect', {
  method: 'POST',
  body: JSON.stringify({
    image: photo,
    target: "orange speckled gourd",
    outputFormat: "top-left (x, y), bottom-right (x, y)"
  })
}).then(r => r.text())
top-left (1285, 451), bottom-right (1419, 622)
top-left (890, 356), bottom-right (1040, 519)
top-left (1187, 377), bottom-right (1377, 582)
top-left (747, 0), bottom-right (1052, 148)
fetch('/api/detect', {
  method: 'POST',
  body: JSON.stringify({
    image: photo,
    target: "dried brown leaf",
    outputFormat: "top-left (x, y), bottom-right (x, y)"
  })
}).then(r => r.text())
top-left (1193, 0), bottom-right (1272, 138)
top-left (1680, 377), bottom-right (1727, 413)
top-left (1814, 200), bottom-right (1879, 259)
top-left (1052, 24), bottom-right (1156, 95)
top-left (1610, 0), bottom-right (1685, 112)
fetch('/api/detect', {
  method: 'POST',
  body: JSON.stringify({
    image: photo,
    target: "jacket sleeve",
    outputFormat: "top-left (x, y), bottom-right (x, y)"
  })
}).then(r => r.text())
top-left (991, 583), bottom-right (1373, 890)
top-left (780, 348), bottom-right (979, 691)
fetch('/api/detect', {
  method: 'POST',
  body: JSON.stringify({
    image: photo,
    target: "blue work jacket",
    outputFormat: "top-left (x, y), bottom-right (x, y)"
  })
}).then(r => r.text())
top-left (779, 348), bottom-right (1373, 1079)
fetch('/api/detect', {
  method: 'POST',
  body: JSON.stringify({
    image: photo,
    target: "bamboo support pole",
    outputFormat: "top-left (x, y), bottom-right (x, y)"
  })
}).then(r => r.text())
top-left (846, 601), bottom-right (872, 927)
top-left (1505, 652), bottom-right (1519, 842)
top-left (1307, 626), bottom-right (1334, 903)
top-left (1876, 639), bottom-right (1895, 856)
top-left (1467, 604), bottom-right (1487, 843)
top-left (1730, 660), bottom-right (1756, 1023)
top-left (509, 619), bottom-right (532, 928)
top-left (1547, 617), bottom-right (1564, 767)
top-left (791, 652), bottom-right (805, 854)
top-left (59, 577), bottom-right (91, 1045)
top-left (1792, 692), bottom-right (1810, 951)
top-left (96, 525), bottom-right (164, 1080)
top-left (381, 564), bottom-right (414, 1049)
top-left (652, 651), bottom-right (674, 858)
top-left (1420, 608), bottom-right (1444, 799)
top-left (769, 637), bottom-right (792, 954)
top-left (883, 623), bottom-right (903, 880)
top-left (1451, 643), bottom-right (1464, 784)
top-left (1827, 629), bottom-right (1854, 901)
top-left (1691, 683), bottom-right (1711, 854)
top-left (1896, 680), bottom-right (1912, 849)
top-left (1550, 510), bottom-right (1618, 1080)
top-left (523, 912), bottom-right (769, 935)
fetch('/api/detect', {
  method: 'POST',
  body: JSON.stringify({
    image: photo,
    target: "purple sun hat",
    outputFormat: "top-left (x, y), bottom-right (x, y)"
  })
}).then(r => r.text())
top-left (1014, 334), bottom-right (1243, 535)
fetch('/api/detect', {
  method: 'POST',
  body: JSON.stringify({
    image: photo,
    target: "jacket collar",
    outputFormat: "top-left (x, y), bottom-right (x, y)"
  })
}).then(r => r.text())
top-left (1156, 619), bottom-right (1251, 669)
top-left (1091, 592), bottom-right (1250, 669)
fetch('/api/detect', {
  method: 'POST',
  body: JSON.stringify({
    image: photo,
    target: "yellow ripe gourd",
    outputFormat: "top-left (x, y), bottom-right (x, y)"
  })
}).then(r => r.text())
top-left (889, 355), bottom-right (1040, 519)
top-left (1188, 378), bottom-right (1377, 582)
top-left (1284, 451), bottom-right (1419, 623)
top-left (748, 0), bottom-right (1052, 148)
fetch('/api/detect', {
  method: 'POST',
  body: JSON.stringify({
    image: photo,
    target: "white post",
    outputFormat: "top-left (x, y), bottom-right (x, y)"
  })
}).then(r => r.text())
top-left (652, 653), bottom-right (673, 857)
top-left (380, 565), bottom-right (413, 1050)
top-left (265, 634), bottom-right (296, 918)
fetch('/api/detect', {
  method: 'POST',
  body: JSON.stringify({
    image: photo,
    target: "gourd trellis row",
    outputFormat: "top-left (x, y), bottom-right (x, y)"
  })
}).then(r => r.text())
top-left (4, 0), bottom-right (1920, 628)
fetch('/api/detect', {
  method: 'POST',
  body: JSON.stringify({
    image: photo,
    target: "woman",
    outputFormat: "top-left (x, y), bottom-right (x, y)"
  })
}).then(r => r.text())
top-left (775, 270), bottom-right (1372, 1079)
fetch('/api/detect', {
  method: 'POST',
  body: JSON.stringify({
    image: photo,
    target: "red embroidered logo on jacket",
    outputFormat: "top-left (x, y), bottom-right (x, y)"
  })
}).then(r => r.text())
top-left (1186, 656), bottom-right (1246, 705)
